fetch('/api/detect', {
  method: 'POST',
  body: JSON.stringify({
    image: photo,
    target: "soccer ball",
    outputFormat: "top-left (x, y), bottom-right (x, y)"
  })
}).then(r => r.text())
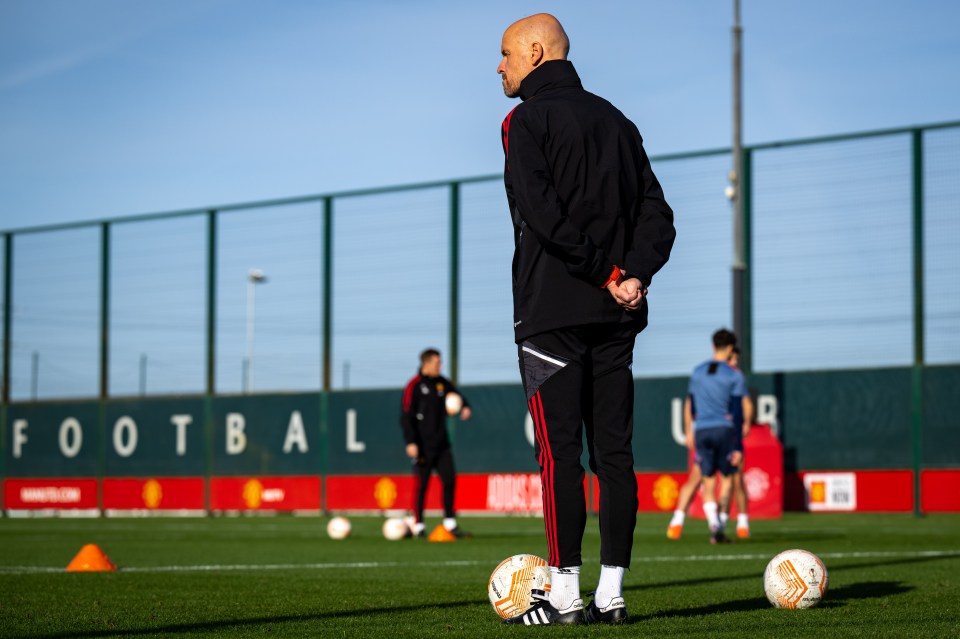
top-left (382, 517), bottom-right (410, 540)
top-left (488, 554), bottom-right (552, 619)
top-left (326, 516), bottom-right (351, 540)
top-left (445, 392), bottom-right (463, 416)
top-left (763, 549), bottom-right (828, 609)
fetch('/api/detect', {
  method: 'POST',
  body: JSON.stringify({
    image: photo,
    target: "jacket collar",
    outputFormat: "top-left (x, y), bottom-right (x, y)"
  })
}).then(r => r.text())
top-left (518, 60), bottom-right (582, 101)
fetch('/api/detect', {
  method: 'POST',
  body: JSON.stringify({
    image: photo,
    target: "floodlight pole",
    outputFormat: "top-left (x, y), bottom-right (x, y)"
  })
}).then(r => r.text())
top-left (731, 0), bottom-right (747, 368)
top-left (244, 269), bottom-right (266, 393)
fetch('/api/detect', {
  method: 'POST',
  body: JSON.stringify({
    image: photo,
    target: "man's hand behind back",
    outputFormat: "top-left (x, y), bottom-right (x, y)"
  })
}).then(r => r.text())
top-left (607, 275), bottom-right (646, 311)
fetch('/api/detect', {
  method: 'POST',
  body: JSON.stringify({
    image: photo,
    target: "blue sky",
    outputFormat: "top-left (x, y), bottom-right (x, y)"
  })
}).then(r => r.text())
top-left (0, 1), bottom-right (958, 398)
top-left (2, 0), bottom-right (958, 229)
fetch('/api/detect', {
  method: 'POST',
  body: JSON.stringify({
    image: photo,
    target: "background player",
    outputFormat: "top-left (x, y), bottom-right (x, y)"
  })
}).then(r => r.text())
top-left (400, 348), bottom-right (472, 538)
top-left (667, 346), bottom-right (753, 539)
top-left (680, 329), bottom-right (747, 544)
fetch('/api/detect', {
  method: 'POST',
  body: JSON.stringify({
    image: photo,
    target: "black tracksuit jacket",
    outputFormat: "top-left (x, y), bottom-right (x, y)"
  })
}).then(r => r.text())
top-left (400, 373), bottom-right (469, 457)
top-left (501, 60), bottom-right (676, 342)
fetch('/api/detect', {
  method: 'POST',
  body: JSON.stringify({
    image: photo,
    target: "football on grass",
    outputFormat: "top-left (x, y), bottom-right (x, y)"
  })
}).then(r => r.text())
top-left (488, 554), bottom-right (551, 619)
top-left (326, 516), bottom-right (351, 540)
top-left (382, 517), bottom-right (409, 540)
top-left (763, 549), bottom-right (828, 609)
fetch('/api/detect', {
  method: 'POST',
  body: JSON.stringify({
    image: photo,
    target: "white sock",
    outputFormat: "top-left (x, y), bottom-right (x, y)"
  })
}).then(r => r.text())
top-left (549, 566), bottom-right (581, 610)
top-left (443, 517), bottom-right (457, 531)
top-left (719, 511), bottom-right (729, 527)
top-left (737, 513), bottom-right (749, 528)
top-left (595, 565), bottom-right (625, 608)
top-left (669, 510), bottom-right (686, 526)
top-left (703, 501), bottom-right (719, 530)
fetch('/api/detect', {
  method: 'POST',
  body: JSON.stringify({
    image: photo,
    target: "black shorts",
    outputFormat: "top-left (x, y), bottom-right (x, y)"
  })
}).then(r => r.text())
top-left (695, 427), bottom-right (737, 477)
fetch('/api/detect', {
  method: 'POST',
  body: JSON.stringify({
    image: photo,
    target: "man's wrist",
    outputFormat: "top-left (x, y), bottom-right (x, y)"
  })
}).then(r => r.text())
top-left (600, 264), bottom-right (621, 289)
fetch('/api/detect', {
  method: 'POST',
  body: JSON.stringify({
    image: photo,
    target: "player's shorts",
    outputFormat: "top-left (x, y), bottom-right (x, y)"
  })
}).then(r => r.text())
top-left (695, 426), bottom-right (737, 477)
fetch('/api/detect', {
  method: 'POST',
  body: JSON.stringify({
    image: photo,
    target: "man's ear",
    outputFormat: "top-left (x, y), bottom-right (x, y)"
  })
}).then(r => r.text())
top-left (530, 42), bottom-right (544, 66)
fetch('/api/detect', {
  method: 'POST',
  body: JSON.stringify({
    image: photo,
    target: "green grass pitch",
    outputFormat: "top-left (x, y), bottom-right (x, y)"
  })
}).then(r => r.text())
top-left (1, 513), bottom-right (959, 638)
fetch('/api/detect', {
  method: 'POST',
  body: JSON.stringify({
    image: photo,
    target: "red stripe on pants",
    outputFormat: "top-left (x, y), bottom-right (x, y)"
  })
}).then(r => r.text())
top-left (530, 391), bottom-right (558, 566)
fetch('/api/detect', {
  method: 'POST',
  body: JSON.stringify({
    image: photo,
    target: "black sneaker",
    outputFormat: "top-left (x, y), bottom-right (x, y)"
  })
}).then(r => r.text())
top-left (710, 529), bottom-right (732, 544)
top-left (585, 596), bottom-right (628, 624)
top-left (415, 529), bottom-right (426, 539)
top-left (502, 592), bottom-right (585, 626)
top-left (449, 527), bottom-right (472, 539)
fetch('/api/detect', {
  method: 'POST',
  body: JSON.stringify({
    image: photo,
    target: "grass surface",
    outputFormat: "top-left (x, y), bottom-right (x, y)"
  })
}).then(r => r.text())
top-left (1, 513), bottom-right (959, 638)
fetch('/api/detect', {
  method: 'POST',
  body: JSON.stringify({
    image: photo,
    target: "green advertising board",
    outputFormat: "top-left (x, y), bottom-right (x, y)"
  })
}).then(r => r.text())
top-left (5, 401), bottom-right (101, 477)
top-left (210, 393), bottom-right (321, 476)
top-left (103, 398), bottom-right (206, 476)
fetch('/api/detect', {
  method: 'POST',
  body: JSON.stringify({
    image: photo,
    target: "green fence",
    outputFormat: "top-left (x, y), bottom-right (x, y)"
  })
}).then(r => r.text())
top-left (1, 121), bottom-right (959, 507)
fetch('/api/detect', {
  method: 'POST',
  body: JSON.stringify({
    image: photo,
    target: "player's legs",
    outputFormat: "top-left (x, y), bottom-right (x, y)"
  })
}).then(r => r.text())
top-left (712, 428), bottom-right (738, 543)
top-left (677, 464), bottom-right (703, 512)
top-left (520, 330), bottom-right (588, 612)
top-left (733, 466), bottom-right (750, 538)
top-left (717, 474), bottom-right (734, 522)
top-left (434, 447), bottom-right (458, 523)
top-left (412, 457), bottom-right (433, 536)
top-left (582, 325), bottom-right (636, 616)
top-left (583, 324), bottom-right (638, 568)
top-left (695, 428), bottom-right (722, 534)
top-left (667, 464), bottom-right (702, 539)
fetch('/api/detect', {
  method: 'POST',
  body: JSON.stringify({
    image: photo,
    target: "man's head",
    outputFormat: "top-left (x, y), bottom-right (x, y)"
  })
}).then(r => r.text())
top-left (712, 328), bottom-right (738, 360)
top-left (728, 346), bottom-right (741, 369)
top-left (420, 348), bottom-right (442, 377)
top-left (497, 13), bottom-right (570, 98)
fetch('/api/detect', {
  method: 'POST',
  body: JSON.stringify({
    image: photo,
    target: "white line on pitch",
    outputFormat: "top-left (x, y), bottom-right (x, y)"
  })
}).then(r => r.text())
top-left (2, 549), bottom-right (957, 575)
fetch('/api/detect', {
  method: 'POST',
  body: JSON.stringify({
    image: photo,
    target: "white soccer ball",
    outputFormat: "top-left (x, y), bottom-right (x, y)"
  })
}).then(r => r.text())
top-left (763, 549), bottom-right (829, 609)
top-left (326, 516), bottom-right (351, 540)
top-left (445, 392), bottom-right (463, 416)
top-left (488, 554), bottom-right (552, 619)
top-left (382, 517), bottom-right (410, 540)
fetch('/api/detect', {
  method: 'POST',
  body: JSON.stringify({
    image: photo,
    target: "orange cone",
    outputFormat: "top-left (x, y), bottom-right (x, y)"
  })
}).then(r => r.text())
top-left (66, 544), bottom-right (117, 572)
top-left (427, 524), bottom-right (457, 542)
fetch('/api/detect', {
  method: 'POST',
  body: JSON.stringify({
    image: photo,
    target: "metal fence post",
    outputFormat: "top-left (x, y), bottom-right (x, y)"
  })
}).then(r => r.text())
top-left (742, 148), bottom-right (753, 374)
top-left (99, 222), bottom-right (110, 399)
top-left (323, 197), bottom-right (333, 391)
top-left (449, 182), bottom-right (460, 385)
top-left (205, 210), bottom-right (217, 512)
top-left (1, 233), bottom-right (11, 501)
top-left (2, 233), bottom-right (11, 404)
top-left (98, 222), bottom-right (110, 508)
top-left (911, 129), bottom-right (925, 517)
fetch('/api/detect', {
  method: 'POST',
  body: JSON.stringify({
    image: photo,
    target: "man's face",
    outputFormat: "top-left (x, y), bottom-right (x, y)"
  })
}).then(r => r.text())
top-left (422, 355), bottom-right (441, 377)
top-left (497, 27), bottom-right (532, 98)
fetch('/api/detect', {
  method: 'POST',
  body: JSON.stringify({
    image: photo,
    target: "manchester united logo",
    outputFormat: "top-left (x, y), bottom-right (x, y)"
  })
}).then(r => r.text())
top-left (142, 479), bottom-right (162, 509)
top-left (652, 475), bottom-right (680, 511)
top-left (243, 479), bottom-right (264, 509)
top-left (374, 477), bottom-right (398, 509)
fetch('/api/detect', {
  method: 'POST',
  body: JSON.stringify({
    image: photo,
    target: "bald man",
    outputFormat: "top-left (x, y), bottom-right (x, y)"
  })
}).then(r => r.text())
top-left (498, 14), bottom-right (675, 626)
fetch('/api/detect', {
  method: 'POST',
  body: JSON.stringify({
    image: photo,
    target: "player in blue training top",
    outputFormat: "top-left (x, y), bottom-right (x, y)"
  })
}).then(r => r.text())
top-left (685, 328), bottom-right (747, 544)
top-left (666, 346), bottom-right (753, 540)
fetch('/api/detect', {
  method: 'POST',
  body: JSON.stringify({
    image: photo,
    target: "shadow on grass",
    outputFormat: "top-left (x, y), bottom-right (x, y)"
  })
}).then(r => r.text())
top-left (625, 551), bottom-right (958, 592)
top-left (23, 599), bottom-right (491, 639)
top-left (625, 581), bottom-right (912, 623)
top-left (818, 580), bottom-right (913, 607)
top-left (23, 554), bottom-right (942, 638)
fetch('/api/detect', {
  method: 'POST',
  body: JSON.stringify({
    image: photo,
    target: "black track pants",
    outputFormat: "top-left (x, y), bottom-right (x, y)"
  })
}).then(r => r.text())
top-left (413, 447), bottom-right (456, 522)
top-left (519, 324), bottom-right (639, 568)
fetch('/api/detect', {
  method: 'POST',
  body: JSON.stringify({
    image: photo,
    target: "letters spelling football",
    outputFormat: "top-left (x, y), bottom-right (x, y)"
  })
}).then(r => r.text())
top-left (487, 554), bottom-right (551, 619)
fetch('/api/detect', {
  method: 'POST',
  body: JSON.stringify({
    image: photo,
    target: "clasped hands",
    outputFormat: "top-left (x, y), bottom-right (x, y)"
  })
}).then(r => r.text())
top-left (606, 269), bottom-right (646, 311)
